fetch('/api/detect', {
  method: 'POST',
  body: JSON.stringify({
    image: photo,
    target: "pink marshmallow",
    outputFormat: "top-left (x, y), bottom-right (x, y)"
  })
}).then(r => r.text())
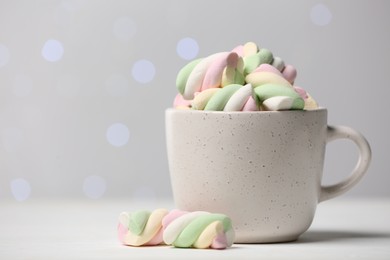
top-left (201, 52), bottom-right (239, 91)
top-left (253, 64), bottom-right (283, 76)
top-left (211, 233), bottom-right (228, 249)
top-left (144, 227), bottom-right (164, 246)
top-left (162, 209), bottom-right (188, 229)
top-left (173, 93), bottom-right (192, 108)
top-left (293, 86), bottom-right (308, 99)
top-left (231, 45), bottom-right (244, 57)
top-left (282, 64), bottom-right (297, 84)
top-left (242, 96), bottom-right (258, 111)
top-left (117, 223), bottom-right (128, 245)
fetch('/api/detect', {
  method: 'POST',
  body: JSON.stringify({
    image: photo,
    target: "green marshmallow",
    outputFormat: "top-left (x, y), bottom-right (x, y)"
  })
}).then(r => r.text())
top-left (233, 69), bottom-right (245, 85)
top-left (128, 210), bottom-right (151, 236)
top-left (173, 214), bottom-right (233, 248)
top-left (222, 67), bottom-right (245, 87)
top-left (204, 84), bottom-right (242, 111)
top-left (176, 58), bottom-right (202, 95)
top-left (243, 48), bottom-right (273, 75)
top-left (253, 83), bottom-right (305, 110)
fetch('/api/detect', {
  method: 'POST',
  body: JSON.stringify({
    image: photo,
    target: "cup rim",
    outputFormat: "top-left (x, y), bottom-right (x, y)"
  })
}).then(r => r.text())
top-left (166, 107), bottom-right (327, 114)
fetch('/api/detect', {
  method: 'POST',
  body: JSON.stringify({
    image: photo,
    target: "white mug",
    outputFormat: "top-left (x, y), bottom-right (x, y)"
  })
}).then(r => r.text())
top-left (165, 108), bottom-right (371, 243)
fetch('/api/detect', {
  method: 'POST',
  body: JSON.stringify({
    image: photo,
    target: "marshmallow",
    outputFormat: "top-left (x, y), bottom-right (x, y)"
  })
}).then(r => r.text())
top-left (173, 93), bottom-right (192, 109)
top-left (271, 56), bottom-right (285, 71)
top-left (184, 52), bottom-right (227, 99)
top-left (243, 41), bottom-right (258, 57)
top-left (118, 209), bottom-right (168, 246)
top-left (253, 83), bottom-right (305, 110)
top-left (176, 58), bottom-right (202, 96)
top-left (162, 210), bottom-right (235, 249)
top-left (201, 52), bottom-right (240, 91)
top-left (174, 42), bottom-right (319, 111)
top-left (118, 209), bottom-right (235, 249)
top-left (282, 64), bottom-right (297, 84)
top-left (191, 88), bottom-right (220, 110)
top-left (224, 83), bottom-right (253, 111)
top-left (243, 48), bottom-right (273, 75)
top-left (246, 71), bottom-right (292, 88)
top-left (203, 84), bottom-right (244, 111)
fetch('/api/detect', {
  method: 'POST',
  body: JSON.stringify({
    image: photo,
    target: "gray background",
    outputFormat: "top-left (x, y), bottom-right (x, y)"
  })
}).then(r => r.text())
top-left (0, 0), bottom-right (389, 201)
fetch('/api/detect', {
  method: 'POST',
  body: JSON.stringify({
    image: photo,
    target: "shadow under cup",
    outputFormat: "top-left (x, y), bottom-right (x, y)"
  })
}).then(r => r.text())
top-left (165, 108), bottom-right (371, 243)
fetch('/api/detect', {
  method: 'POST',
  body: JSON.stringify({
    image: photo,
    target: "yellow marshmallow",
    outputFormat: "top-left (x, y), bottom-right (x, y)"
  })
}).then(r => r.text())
top-left (192, 88), bottom-right (220, 110)
top-left (123, 209), bottom-right (169, 246)
top-left (304, 93), bottom-right (319, 110)
top-left (193, 221), bottom-right (224, 249)
top-left (246, 71), bottom-right (292, 88)
top-left (243, 42), bottom-right (258, 57)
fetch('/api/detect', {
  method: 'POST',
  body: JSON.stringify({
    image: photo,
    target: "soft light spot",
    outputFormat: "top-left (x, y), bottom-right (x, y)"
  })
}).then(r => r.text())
top-left (83, 175), bottom-right (107, 199)
top-left (2, 127), bottom-right (24, 153)
top-left (0, 44), bottom-right (10, 68)
top-left (113, 16), bottom-right (137, 42)
top-left (56, 74), bottom-right (80, 97)
top-left (42, 39), bottom-right (64, 62)
top-left (106, 123), bottom-right (130, 147)
top-left (310, 4), bottom-right (332, 26)
top-left (13, 74), bottom-right (33, 97)
top-left (10, 178), bottom-right (31, 201)
top-left (131, 59), bottom-right (156, 84)
top-left (176, 37), bottom-right (199, 60)
top-left (105, 73), bottom-right (129, 97)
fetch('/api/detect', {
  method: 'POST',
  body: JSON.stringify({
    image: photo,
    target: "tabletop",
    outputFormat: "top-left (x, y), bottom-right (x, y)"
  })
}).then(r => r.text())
top-left (1, 197), bottom-right (389, 259)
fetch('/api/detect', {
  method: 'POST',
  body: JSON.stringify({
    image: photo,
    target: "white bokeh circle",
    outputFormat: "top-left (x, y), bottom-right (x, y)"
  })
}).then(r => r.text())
top-left (310, 4), bottom-right (333, 26)
top-left (10, 178), bottom-right (32, 201)
top-left (131, 59), bottom-right (156, 84)
top-left (83, 175), bottom-right (107, 199)
top-left (113, 16), bottom-right (137, 42)
top-left (105, 73), bottom-right (130, 97)
top-left (13, 74), bottom-right (33, 97)
top-left (176, 37), bottom-right (199, 60)
top-left (0, 43), bottom-right (10, 68)
top-left (42, 39), bottom-right (64, 62)
top-left (106, 123), bottom-right (130, 147)
top-left (2, 127), bottom-right (24, 153)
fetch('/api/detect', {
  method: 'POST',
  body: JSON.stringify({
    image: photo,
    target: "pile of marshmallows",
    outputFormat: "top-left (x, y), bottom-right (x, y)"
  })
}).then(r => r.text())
top-left (174, 42), bottom-right (318, 111)
top-left (118, 209), bottom-right (234, 249)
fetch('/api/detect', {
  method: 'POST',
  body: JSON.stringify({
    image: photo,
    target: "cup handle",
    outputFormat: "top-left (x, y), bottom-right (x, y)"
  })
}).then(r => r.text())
top-left (319, 125), bottom-right (372, 202)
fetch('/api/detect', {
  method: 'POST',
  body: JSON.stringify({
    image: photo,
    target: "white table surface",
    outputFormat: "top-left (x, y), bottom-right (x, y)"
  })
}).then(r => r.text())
top-left (1, 197), bottom-right (389, 259)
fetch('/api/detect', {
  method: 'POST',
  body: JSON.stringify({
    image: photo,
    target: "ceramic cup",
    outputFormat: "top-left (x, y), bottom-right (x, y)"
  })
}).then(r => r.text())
top-left (165, 108), bottom-right (371, 243)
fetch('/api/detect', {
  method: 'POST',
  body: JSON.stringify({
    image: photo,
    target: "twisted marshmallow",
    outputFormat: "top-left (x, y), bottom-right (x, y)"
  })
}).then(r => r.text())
top-left (176, 52), bottom-right (244, 100)
top-left (192, 83), bottom-right (258, 111)
top-left (246, 64), bottom-right (316, 110)
top-left (162, 210), bottom-right (235, 249)
top-left (118, 209), bottom-right (168, 246)
top-left (118, 209), bottom-right (235, 249)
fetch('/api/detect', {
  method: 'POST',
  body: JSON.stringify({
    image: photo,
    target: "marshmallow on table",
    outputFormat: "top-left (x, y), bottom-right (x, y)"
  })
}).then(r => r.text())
top-left (118, 209), bottom-right (235, 249)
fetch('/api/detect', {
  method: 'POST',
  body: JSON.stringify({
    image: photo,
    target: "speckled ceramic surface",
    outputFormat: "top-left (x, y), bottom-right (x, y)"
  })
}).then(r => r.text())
top-left (165, 108), bottom-right (371, 243)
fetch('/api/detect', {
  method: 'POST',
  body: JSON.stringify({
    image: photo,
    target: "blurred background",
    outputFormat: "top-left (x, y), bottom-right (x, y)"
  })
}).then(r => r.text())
top-left (0, 0), bottom-right (389, 201)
